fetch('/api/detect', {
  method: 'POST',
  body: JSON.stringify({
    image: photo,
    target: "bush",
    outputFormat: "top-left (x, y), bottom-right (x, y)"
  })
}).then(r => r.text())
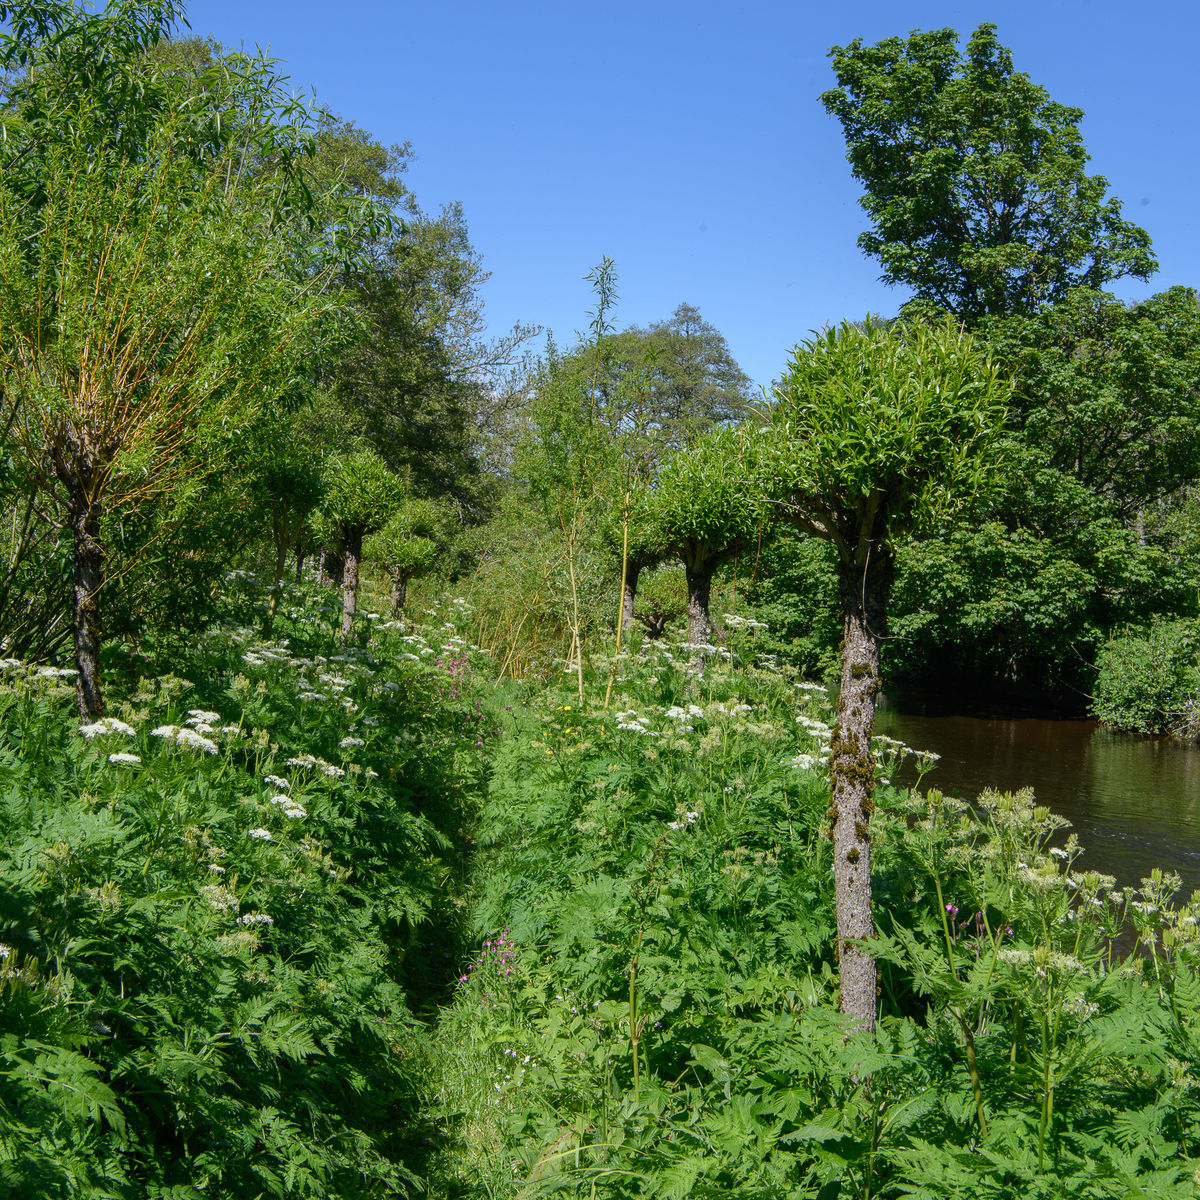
top-left (1093, 618), bottom-right (1200, 736)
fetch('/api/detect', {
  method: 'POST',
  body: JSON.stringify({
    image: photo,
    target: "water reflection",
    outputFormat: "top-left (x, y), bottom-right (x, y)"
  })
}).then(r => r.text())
top-left (873, 700), bottom-right (1200, 899)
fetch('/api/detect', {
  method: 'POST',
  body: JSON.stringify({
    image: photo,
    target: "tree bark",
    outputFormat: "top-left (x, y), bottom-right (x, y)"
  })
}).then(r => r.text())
top-left (829, 544), bottom-right (893, 1033)
top-left (265, 537), bottom-right (288, 633)
top-left (340, 528), bottom-right (362, 644)
top-left (70, 506), bottom-right (105, 721)
top-left (390, 572), bottom-right (407, 620)
top-left (319, 548), bottom-right (344, 587)
top-left (295, 547), bottom-right (305, 585)
top-left (684, 558), bottom-right (715, 650)
top-left (622, 561), bottom-right (641, 635)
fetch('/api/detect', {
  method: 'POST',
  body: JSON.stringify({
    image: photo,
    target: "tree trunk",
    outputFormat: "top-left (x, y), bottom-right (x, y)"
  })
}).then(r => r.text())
top-left (390, 572), bottom-right (407, 620)
top-left (70, 507), bottom-right (105, 721)
top-left (265, 537), bottom-right (288, 633)
top-left (295, 547), bottom-right (305, 585)
top-left (622, 561), bottom-right (641, 634)
top-left (684, 558), bottom-right (715, 650)
top-left (829, 545), bottom-right (893, 1033)
top-left (340, 529), bottom-right (362, 644)
top-left (319, 548), bottom-right (344, 587)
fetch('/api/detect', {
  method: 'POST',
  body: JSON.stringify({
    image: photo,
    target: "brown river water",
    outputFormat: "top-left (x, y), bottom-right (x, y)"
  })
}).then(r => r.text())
top-left (872, 701), bottom-right (1200, 900)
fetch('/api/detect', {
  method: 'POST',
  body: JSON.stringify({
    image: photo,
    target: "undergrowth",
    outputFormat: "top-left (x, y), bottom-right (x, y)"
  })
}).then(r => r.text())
top-left (4, 579), bottom-right (1200, 1197)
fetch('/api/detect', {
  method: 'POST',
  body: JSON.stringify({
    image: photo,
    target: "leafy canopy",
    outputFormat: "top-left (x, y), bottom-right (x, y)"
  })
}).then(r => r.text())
top-left (822, 23), bottom-right (1156, 321)
top-left (319, 449), bottom-right (402, 538)
top-left (765, 319), bottom-right (1011, 566)
top-left (650, 425), bottom-right (769, 566)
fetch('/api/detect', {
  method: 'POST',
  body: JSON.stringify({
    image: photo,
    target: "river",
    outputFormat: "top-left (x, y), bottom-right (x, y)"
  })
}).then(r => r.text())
top-left (872, 701), bottom-right (1200, 900)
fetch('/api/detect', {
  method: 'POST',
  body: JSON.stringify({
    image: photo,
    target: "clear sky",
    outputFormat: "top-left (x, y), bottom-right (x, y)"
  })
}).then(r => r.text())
top-left (180, 0), bottom-right (1199, 393)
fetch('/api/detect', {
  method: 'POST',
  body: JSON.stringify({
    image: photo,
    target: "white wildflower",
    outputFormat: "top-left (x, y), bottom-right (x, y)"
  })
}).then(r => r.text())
top-left (264, 775), bottom-right (289, 790)
top-left (107, 752), bottom-right (141, 765)
top-left (80, 718), bottom-right (137, 738)
top-left (207, 864), bottom-right (225, 874)
top-left (201, 884), bottom-right (239, 912)
top-left (339, 736), bottom-right (365, 749)
top-left (175, 728), bottom-right (218, 754)
top-left (248, 828), bottom-right (272, 841)
top-left (238, 912), bottom-right (274, 926)
top-left (186, 710), bottom-right (221, 726)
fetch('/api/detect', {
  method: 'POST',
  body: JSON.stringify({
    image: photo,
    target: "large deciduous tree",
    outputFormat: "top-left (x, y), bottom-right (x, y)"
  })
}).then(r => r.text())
top-left (0, 3), bottom-right (339, 719)
top-left (604, 302), bottom-right (752, 446)
top-left (765, 319), bottom-right (1010, 1030)
top-left (822, 23), bottom-right (1155, 322)
top-left (885, 286), bottom-right (1200, 704)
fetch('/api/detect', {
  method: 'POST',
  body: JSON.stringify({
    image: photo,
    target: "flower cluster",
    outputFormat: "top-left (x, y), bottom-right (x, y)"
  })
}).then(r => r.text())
top-left (459, 929), bottom-right (517, 1007)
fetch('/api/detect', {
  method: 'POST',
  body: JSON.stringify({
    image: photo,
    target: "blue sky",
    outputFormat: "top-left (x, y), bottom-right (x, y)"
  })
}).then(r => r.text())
top-left (182, 0), bottom-right (1199, 393)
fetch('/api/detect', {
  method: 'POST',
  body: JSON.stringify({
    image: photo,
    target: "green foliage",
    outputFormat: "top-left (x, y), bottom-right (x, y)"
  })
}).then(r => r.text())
top-left (887, 514), bottom-right (1196, 706)
top-left (1093, 619), bottom-right (1200, 736)
top-left (0, 584), bottom-right (495, 1196)
top-left (319, 450), bottom-right (403, 544)
top-left (568, 301), bottom-right (752, 453)
top-left (745, 528), bottom-right (842, 678)
top-left (631, 562), bottom-right (688, 636)
top-left (652, 426), bottom-right (769, 567)
top-left (765, 318), bottom-right (1011, 564)
top-left (422, 630), bottom-right (1200, 1198)
top-left (983, 286), bottom-right (1200, 517)
top-left (823, 23), bottom-right (1156, 321)
top-left (364, 499), bottom-right (441, 603)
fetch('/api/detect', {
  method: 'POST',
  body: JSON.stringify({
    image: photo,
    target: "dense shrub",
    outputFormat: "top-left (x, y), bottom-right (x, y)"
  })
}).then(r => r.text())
top-left (1093, 618), bottom-right (1200, 736)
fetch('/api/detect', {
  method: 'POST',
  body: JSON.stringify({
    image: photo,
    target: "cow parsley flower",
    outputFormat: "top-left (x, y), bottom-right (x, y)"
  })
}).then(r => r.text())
top-left (107, 752), bottom-right (141, 765)
top-left (80, 718), bottom-right (137, 738)
top-left (175, 729), bottom-right (218, 754)
top-left (248, 828), bottom-right (272, 841)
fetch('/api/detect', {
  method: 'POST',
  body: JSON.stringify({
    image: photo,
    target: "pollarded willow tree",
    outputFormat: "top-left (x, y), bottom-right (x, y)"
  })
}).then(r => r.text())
top-left (364, 497), bottom-right (440, 621)
top-left (318, 450), bottom-right (402, 643)
top-left (764, 318), bottom-right (1011, 1031)
top-left (0, 9), bottom-right (343, 719)
top-left (652, 425), bottom-right (770, 655)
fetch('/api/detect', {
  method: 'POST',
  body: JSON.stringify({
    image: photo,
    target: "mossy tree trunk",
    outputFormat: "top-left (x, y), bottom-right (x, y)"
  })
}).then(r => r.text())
top-left (340, 526), bottom-right (363, 644)
top-left (390, 571), bottom-right (407, 620)
top-left (622, 561), bottom-right (641, 638)
top-left (683, 550), bottom-right (716, 650)
top-left (828, 544), bottom-right (893, 1033)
